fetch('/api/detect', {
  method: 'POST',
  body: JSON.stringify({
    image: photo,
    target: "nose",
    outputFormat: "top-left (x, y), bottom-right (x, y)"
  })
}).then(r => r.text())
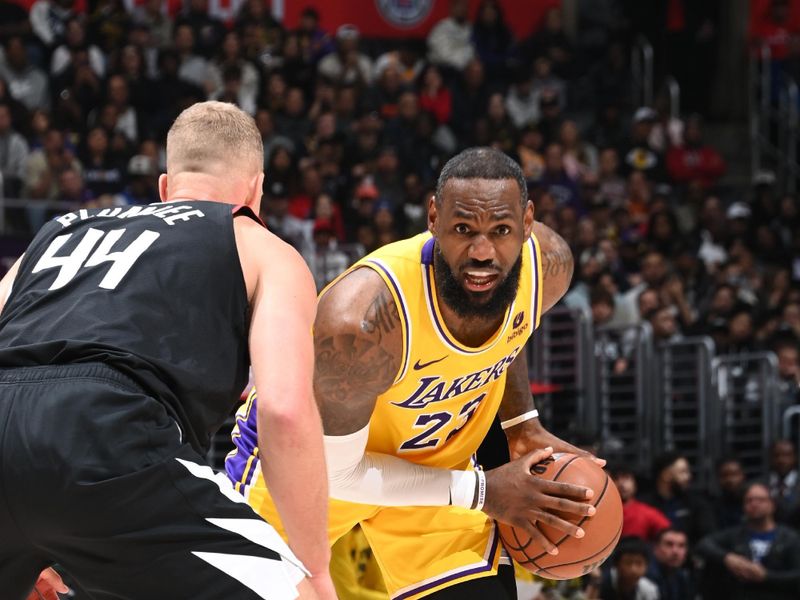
top-left (468, 234), bottom-right (496, 263)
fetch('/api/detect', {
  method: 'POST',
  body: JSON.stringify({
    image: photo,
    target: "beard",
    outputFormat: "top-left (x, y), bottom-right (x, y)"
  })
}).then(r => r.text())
top-left (433, 244), bottom-right (522, 320)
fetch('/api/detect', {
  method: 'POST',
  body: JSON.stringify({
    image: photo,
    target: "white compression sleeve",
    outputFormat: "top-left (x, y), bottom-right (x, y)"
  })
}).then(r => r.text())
top-left (324, 425), bottom-right (478, 508)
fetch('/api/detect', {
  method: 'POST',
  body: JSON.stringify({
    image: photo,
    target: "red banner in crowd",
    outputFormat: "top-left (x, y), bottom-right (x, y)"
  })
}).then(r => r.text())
top-left (282, 0), bottom-right (560, 40)
top-left (9, 0), bottom-right (559, 39)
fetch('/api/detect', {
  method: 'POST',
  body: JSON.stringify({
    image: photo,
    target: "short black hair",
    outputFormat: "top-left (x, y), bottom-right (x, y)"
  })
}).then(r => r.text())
top-left (435, 147), bottom-right (528, 208)
top-left (651, 451), bottom-right (686, 481)
top-left (613, 536), bottom-right (650, 564)
top-left (654, 527), bottom-right (687, 545)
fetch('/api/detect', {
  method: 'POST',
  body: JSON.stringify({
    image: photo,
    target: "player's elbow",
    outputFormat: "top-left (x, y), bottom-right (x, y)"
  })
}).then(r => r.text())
top-left (257, 389), bottom-right (318, 432)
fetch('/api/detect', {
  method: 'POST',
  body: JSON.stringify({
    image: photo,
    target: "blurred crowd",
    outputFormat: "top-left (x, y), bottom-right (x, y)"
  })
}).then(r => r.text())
top-left (1, 0), bottom-right (800, 598)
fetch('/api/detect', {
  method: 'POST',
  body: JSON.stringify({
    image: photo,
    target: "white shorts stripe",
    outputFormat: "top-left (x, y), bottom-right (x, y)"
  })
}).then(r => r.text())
top-left (193, 551), bottom-right (303, 600)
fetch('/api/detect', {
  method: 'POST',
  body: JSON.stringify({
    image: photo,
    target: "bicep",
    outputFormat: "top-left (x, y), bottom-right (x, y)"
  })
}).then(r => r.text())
top-left (314, 268), bottom-right (403, 436)
top-left (249, 245), bottom-right (317, 411)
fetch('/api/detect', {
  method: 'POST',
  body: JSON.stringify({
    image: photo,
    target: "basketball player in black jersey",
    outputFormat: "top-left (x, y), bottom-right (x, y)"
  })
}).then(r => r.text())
top-left (0, 102), bottom-right (335, 600)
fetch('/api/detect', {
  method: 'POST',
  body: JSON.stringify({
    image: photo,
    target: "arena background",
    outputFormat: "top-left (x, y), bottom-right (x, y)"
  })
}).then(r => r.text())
top-left (2, 0), bottom-right (800, 598)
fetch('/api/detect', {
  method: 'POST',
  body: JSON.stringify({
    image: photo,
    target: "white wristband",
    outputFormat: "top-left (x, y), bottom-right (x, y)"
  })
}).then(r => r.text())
top-left (474, 470), bottom-right (487, 511)
top-left (449, 470), bottom-right (478, 509)
top-left (500, 409), bottom-right (540, 430)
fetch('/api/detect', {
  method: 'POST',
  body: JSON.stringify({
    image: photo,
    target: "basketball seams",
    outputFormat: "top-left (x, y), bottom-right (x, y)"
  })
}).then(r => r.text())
top-left (534, 520), bottom-right (623, 578)
top-left (551, 455), bottom-right (580, 481)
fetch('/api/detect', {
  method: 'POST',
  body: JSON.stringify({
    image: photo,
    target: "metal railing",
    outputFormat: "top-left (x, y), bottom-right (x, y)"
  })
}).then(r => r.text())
top-left (749, 43), bottom-right (800, 192)
top-left (527, 305), bottom-right (596, 438)
top-left (631, 35), bottom-right (654, 109)
top-left (657, 337), bottom-right (716, 488)
top-left (664, 76), bottom-right (681, 120)
top-left (713, 352), bottom-right (781, 481)
top-left (594, 323), bottom-right (654, 473)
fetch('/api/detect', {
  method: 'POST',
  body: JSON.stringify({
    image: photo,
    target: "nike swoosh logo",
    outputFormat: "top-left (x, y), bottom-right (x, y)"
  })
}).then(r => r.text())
top-left (413, 356), bottom-right (448, 370)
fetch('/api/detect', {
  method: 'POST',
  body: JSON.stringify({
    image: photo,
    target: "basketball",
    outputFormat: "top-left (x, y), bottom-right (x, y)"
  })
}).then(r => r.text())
top-left (498, 453), bottom-right (623, 580)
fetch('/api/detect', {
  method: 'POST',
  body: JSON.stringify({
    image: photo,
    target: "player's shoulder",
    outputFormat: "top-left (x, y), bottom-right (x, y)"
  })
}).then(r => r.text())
top-left (319, 266), bottom-right (391, 323)
top-left (234, 215), bottom-right (314, 294)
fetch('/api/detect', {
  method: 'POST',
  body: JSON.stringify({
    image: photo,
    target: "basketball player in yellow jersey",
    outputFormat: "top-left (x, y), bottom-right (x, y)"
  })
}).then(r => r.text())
top-left (228, 148), bottom-right (599, 599)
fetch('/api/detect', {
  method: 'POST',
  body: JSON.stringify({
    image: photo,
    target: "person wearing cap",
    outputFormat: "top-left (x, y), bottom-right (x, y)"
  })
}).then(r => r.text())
top-left (622, 106), bottom-right (664, 180)
top-left (318, 23), bottom-right (373, 86)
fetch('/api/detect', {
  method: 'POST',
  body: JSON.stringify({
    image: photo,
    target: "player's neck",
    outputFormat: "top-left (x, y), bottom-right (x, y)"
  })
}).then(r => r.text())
top-left (165, 172), bottom-right (250, 206)
top-left (437, 299), bottom-right (505, 348)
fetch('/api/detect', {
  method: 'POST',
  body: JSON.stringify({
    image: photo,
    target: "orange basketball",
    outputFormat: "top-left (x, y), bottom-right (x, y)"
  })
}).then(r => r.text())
top-left (498, 452), bottom-right (623, 580)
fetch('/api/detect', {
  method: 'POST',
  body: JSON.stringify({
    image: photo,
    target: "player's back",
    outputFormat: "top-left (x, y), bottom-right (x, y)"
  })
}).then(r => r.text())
top-left (0, 201), bottom-right (253, 453)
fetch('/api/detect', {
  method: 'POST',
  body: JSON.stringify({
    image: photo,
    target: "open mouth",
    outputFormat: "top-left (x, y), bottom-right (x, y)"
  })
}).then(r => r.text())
top-left (463, 270), bottom-right (500, 293)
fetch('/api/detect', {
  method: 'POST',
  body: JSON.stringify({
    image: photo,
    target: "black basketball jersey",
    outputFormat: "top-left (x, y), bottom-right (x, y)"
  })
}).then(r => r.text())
top-left (0, 201), bottom-right (255, 453)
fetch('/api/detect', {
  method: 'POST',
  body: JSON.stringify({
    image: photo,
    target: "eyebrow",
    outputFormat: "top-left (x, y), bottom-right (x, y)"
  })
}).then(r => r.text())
top-left (452, 209), bottom-right (515, 221)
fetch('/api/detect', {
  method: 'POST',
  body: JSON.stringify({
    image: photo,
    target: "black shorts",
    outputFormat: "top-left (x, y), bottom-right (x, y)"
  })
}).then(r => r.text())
top-left (0, 363), bottom-right (306, 600)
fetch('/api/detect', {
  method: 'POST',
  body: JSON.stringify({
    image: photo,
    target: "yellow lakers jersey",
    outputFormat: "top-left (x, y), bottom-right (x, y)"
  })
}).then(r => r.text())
top-left (333, 231), bottom-right (543, 470)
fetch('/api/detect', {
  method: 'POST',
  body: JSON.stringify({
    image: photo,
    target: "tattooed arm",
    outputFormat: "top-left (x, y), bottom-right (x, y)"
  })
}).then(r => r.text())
top-left (533, 221), bottom-right (574, 314)
top-left (318, 268), bottom-right (593, 542)
top-left (314, 267), bottom-right (402, 436)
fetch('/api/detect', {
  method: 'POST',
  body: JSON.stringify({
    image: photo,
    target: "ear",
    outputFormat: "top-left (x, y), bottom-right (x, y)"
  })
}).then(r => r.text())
top-left (158, 174), bottom-right (168, 202)
top-left (523, 199), bottom-right (534, 238)
top-left (427, 195), bottom-right (438, 235)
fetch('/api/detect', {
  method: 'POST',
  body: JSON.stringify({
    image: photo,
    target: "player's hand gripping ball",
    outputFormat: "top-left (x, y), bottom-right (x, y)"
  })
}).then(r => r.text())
top-left (498, 453), bottom-right (623, 580)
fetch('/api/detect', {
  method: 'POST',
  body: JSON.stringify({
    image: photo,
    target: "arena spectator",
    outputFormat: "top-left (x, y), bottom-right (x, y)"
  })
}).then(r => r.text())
top-left (521, 7), bottom-right (573, 78)
top-left (773, 338), bottom-right (800, 410)
top-left (173, 23), bottom-right (208, 89)
top-left (647, 528), bottom-right (695, 600)
top-left (540, 142), bottom-right (582, 213)
top-left (622, 107), bottom-right (663, 181)
top-left (711, 457), bottom-right (747, 530)
top-left (51, 17), bottom-right (105, 80)
top-left (641, 452), bottom-right (716, 544)
top-left (0, 101), bottom-right (29, 197)
top-left (588, 537), bottom-right (659, 600)
top-left (309, 218), bottom-right (349, 292)
top-left (767, 439), bottom-right (800, 526)
top-left (294, 5), bottom-right (333, 64)
top-left (666, 114), bottom-right (726, 188)
top-left (471, 0), bottom-right (516, 84)
top-left (427, 0), bottom-right (475, 73)
top-left (23, 128), bottom-right (81, 201)
top-left (697, 482), bottom-right (800, 600)
top-left (318, 25), bottom-right (373, 86)
top-left (612, 465), bottom-right (671, 542)
top-left (174, 0), bottom-right (226, 59)
top-left (0, 0), bottom-right (30, 45)
top-left (0, 36), bottom-right (49, 112)
top-left (79, 126), bottom-right (123, 197)
top-left (504, 70), bottom-right (539, 130)
top-left (131, 0), bottom-right (172, 49)
top-left (206, 31), bottom-right (260, 116)
top-left (417, 64), bottom-right (451, 126)
top-left (29, 0), bottom-right (75, 49)
top-left (117, 153), bottom-right (158, 205)
top-left (560, 120), bottom-right (599, 181)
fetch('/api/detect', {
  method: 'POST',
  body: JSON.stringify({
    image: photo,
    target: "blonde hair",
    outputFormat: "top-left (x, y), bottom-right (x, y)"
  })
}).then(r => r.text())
top-left (166, 101), bottom-right (263, 177)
